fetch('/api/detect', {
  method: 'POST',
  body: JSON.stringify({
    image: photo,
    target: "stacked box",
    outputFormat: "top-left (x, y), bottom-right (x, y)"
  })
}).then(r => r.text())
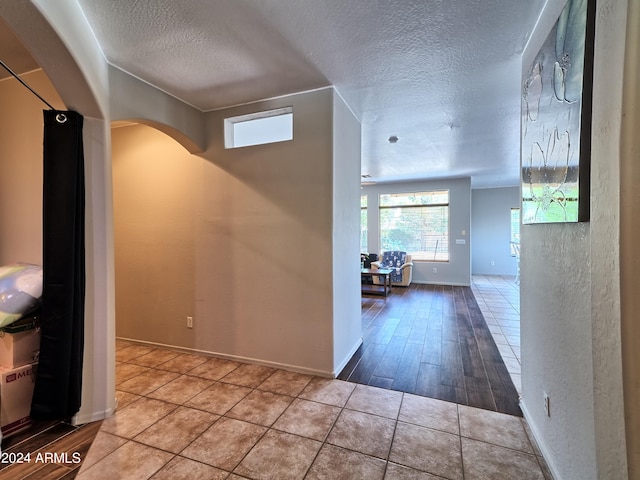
top-left (0, 316), bottom-right (40, 437)
top-left (0, 315), bottom-right (40, 368)
top-left (0, 363), bottom-right (37, 437)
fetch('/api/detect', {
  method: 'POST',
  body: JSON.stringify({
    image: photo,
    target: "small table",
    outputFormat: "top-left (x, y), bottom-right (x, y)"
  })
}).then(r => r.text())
top-left (361, 268), bottom-right (393, 297)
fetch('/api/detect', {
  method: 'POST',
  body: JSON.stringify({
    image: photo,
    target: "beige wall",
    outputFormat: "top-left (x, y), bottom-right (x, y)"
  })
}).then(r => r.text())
top-left (109, 65), bottom-right (205, 153)
top-left (114, 88), bottom-right (359, 375)
top-left (112, 123), bottom-right (199, 346)
top-left (0, 70), bottom-right (63, 265)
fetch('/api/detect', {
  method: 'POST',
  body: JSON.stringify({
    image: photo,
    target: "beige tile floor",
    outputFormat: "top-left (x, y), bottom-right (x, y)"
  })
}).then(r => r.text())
top-left (79, 293), bottom-right (550, 480)
top-left (471, 275), bottom-right (522, 395)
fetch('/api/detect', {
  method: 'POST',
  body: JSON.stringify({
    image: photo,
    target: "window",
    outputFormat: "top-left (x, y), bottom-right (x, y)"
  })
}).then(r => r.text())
top-left (510, 208), bottom-right (520, 256)
top-left (224, 107), bottom-right (293, 148)
top-left (379, 191), bottom-right (449, 261)
top-left (360, 195), bottom-right (368, 253)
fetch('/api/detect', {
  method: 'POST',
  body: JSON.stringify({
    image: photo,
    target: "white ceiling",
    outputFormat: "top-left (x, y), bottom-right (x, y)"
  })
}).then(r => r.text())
top-left (2, 1), bottom-right (547, 188)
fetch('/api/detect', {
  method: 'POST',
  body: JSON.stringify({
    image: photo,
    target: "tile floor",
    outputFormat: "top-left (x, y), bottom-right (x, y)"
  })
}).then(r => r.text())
top-left (79, 287), bottom-right (550, 480)
top-left (471, 275), bottom-right (522, 395)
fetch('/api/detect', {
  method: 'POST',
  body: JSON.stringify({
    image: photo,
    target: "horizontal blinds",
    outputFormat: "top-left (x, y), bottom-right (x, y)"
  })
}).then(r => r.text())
top-left (380, 205), bottom-right (449, 261)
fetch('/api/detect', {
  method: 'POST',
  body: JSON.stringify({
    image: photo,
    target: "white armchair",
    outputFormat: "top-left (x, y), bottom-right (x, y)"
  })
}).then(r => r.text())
top-left (371, 251), bottom-right (413, 287)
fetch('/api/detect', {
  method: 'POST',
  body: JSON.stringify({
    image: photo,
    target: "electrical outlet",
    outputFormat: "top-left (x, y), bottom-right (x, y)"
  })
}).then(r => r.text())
top-left (187, 316), bottom-right (193, 329)
top-left (432, 267), bottom-right (438, 274)
top-left (490, 260), bottom-right (495, 266)
top-left (543, 392), bottom-right (550, 417)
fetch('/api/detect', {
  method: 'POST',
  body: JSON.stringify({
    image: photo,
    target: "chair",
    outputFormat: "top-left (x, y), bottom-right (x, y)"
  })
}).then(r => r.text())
top-left (371, 251), bottom-right (413, 287)
top-left (360, 253), bottom-right (379, 285)
top-left (512, 243), bottom-right (521, 285)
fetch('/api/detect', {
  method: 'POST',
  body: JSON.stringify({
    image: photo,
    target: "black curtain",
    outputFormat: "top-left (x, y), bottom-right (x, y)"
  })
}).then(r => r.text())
top-left (31, 110), bottom-right (85, 420)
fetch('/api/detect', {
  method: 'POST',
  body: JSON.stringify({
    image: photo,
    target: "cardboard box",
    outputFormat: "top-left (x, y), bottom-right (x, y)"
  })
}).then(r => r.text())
top-left (0, 321), bottom-right (40, 368)
top-left (0, 363), bottom-right (36, 437)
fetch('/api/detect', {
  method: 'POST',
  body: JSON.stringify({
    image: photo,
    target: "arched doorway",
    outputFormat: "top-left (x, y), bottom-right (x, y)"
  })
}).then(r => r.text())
top-left (0, 3), bottom-right (115, 425)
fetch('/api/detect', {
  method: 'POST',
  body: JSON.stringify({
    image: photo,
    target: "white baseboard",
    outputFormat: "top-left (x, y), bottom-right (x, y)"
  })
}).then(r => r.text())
top-left (71, 404), bottom-right (116, 426)
top-left (520, 400), bottom-right (560, 480)
top-left (411, 280), bottom-right (471, 287)
top-left (116, 337), bottom-right (335, 378)
top-left (333, 338), bottom-right (363, 378)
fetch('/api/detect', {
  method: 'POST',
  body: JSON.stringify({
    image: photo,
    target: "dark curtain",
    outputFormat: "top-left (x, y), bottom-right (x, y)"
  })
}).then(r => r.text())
top-left (31, 110), bottom-right (85, 420)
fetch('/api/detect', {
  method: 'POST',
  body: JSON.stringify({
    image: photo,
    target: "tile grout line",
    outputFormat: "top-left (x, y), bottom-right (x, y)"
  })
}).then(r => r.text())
top-left (106, 279), bottom-right (532, 479)
top-left (472, 276), bottom-right (522, 393)
top-left (109, 343), bottom-right (545, 479)
top-left (458, 403), bottom-right (467, 480)
top-left (299, 381), bottom-right (357, 479)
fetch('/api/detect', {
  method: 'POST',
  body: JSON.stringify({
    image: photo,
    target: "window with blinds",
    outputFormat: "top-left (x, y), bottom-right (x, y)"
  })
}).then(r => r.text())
top-left (361, 195), bottom-right (368, 253)
top-left (379, 190), bottom-right (449, 261)
top-left (510, 208), bottom-right (520, 256)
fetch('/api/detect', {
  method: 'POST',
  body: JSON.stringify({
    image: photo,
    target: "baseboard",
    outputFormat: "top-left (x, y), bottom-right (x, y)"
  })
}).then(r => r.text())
top-left (332, 337), bottom-right (363, 378)
top-left (411, 280), bottom-right (471, 287)
top-left (116, 336), bottom-right (335, 378)
top-left (520, 400), bottom-right (560, 480)
top-left (71, 404), bottom-right (116, 426)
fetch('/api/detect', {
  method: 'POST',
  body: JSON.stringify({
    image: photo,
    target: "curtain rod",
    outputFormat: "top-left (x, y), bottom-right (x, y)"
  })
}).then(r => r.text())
top-left (0, 58), bottom-right (54, 110)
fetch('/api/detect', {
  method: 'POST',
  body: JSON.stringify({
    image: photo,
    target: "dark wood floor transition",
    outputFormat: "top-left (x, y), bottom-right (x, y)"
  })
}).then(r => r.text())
top-left (339, 283), bottom-right (522, 417)
top-left (0, 419), bottom-right (102, 479)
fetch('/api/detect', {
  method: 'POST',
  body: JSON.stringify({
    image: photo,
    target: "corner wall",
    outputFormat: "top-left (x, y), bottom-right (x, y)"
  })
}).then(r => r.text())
top-left (331, 91), bottom-right (362, 374)
top-left (114, 88), bottom-right (354, 375)
top-left (520, 0), bottom-right (629, 478)
top-left (108, 65), bottom-right (205, 153)
top-left (619, 0), bottom-right (640, 475)
top-left (0, 0), bottom-right (116, 425)
top-left (471, 187), bottom-right (519, 276)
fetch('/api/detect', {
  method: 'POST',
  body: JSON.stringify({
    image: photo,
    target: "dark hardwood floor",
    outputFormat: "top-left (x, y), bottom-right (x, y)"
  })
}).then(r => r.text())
top-left (339, 283), bottom-right (522, 416)
top-left (0, 419), bottom-right (102, 479)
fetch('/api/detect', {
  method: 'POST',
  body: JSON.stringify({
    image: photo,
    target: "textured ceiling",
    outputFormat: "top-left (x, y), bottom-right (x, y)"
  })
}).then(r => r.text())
top-left (2, 1), bottom-right (547, 187)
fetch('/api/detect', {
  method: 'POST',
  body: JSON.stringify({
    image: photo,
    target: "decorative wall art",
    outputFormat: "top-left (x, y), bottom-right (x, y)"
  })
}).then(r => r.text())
top-left (521, 0), bottom-right (595, 224)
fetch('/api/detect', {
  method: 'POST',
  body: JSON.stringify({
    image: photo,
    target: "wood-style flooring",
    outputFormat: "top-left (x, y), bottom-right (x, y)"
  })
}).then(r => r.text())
top-left (0, 419), bottom-right (102, 479)
top-left (338, 283), bottom-right (522, 416)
